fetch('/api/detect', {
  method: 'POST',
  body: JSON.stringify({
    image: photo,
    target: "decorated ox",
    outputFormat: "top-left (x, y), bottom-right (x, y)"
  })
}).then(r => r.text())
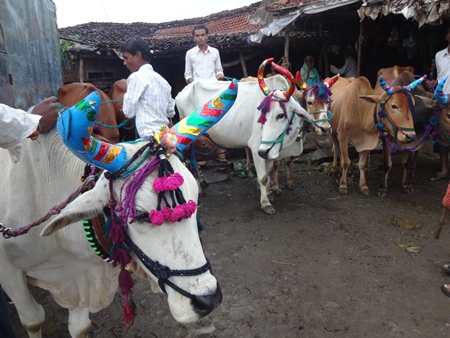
top-left (329, 74), bottom-right (425, 196)
top-left (176, 59), bottom-right (322, 214)
top-left (270, 76), bottom-right (336, 194)
top-left (59, 82), bottom-right (120, 143)
top-left (374, 69), bottom-right (436, 195)
top-left (0, 90), bottom-right (227, 337)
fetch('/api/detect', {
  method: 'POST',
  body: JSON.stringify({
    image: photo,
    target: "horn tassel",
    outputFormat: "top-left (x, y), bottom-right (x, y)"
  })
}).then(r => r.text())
top-left (171, 79), bottom-right (239, 152)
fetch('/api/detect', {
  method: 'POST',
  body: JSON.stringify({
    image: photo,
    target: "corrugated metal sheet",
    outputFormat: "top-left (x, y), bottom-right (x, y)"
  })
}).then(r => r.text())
top-left (0, 0), bottom-right (62, 109)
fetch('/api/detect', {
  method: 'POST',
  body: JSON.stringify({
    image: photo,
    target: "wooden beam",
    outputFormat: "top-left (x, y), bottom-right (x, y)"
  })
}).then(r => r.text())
top-left (239, 51), bottom-right (248, 78)
top-left (357, 21), bottom-right (363, 77)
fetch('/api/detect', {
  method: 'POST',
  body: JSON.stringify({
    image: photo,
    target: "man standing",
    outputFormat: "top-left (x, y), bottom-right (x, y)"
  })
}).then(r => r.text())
top-left (330, 45), bottom-right (357, 78)
top-left (431, 27), bottom-right (450, 181)
top-left (120, 37), bottom-right (176, 138)
top-left (184, 25), bottom-right (224, 84)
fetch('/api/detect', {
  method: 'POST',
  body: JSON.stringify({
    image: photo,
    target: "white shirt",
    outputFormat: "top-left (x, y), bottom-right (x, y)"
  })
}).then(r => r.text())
top-left (184, 45), bottom-right (224, 82)
top-left (330, 56), bottom-right (357, 78)
top-left (436, 46), bottom-right (450, 94)
top-left (123, 64), bottom-right (175, 138)
top-left (0, 104), bottom-right (41, 163)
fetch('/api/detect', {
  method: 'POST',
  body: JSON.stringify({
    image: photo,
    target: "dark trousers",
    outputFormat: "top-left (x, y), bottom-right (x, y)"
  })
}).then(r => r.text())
top-left (0, 285), bottom-right (16, 338)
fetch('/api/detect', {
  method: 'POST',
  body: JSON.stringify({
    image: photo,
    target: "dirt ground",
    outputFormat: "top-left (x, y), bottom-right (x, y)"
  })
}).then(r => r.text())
top-left (9, 142), bottom-right (450, 338)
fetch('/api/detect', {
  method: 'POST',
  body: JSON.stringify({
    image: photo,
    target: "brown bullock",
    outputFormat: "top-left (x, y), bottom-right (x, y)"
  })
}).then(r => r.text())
top-left (58, 83), bottom-right (120, 143)
top-left (330, 75), bottom-right (423, 196)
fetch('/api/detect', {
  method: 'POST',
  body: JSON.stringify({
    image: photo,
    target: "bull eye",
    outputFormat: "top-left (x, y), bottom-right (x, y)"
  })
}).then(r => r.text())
top-left (447, 113), bottom-right (450, 119)
top-left (307, 100), bottom-right (313, 106)
top-left (391, 104), bottom-right (398, 110)
top-left (276, 113), bottom-right (285, 120)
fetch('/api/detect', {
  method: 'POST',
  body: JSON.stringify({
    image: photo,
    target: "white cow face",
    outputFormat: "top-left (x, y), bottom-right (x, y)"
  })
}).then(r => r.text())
top-left (257, 90), bottom-right (312, 160)
top-left (41, 143), bottom-right (222, 324)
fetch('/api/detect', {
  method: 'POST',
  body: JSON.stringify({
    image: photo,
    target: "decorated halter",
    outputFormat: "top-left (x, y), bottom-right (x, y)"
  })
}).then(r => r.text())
top-left (374, 74), bottom-right (425, 152)
top-left (257, 58), bottom-right (298, 152)
top-left (57, 84), bottom-right (237, 328)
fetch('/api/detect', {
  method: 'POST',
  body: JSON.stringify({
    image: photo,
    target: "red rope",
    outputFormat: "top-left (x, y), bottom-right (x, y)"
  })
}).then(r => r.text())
top-left (2, 176), bottom-right (96, 238)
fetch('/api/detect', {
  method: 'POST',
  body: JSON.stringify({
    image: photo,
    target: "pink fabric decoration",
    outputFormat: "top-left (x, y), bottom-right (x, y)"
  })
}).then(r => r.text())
top-left (183, 200), bottom-right (197, 218)
top-left (172, 204), bottom-right (185, 222)
top-left (163, 172), bottom-right (184, 191)
top-left (149, 209), bottom-right (164, 226)
top-left (119, 269), bottom-right (134, 295)
top-left (161, 206), bottom-right (173, 222)
top-left (110, 221), bottom-right (125, 243)
top-left (111, 247), bottom-right (131, 268)
top-left (152, 177), bottom-right (165, 193)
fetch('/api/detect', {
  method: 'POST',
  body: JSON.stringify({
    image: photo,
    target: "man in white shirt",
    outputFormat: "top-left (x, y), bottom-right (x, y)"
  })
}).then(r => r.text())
top-left (0, 97), bottom-right (59, 163)
top-left (431, 27), bottom-right (450, 182)
top-left (330, 45), bottom-right (358, 78)
top-left (120, 37), bottom-right (175, 138)
top-left (184, 25), bottom-right (224, 84)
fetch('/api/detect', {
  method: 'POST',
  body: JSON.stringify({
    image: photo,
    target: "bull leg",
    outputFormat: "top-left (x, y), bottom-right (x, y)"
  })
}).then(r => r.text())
top-left (358, 150), bottom-right (371, 196)
top-left (377, 142), bottom-right (392, 198)
top-left (1, 269), bottom-right (45, 338)
top-left (284, 156), bottom-right (294, 190)
top-left (253, 152), bottom-right (275, 215)
top-left (330, 134), bottom-right (340, 176)
top-left (402, 151), bottom-right (415, 195)
top-left (338, 139), bottom-right (351, 195)
top-left (245, 147), bottom-right (253, 170)
top-left (270, 160), bottom-right (282, 196)
top-left (68, 306), bottom-right (91, 338)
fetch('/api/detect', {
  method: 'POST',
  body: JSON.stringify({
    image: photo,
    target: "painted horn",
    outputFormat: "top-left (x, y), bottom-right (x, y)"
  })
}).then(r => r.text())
top-left (379, 75), bottom-right (394, 95)
top-left (272, 62), bottom-right (296, 99)
top-left (435, 76), bottom-right (449, 104)
top-left (257, 58), bottom-right (274, 96)
top-left (57, 91), bottom-right (127, 173)
top-left (324, 74), bottom-right (340, 88)
top-left (171, 79), bottom-right (239, 152)
top-left (406, 75), bottom-right (427, 91)
top-left (295, 71), bottom-right (308, 91)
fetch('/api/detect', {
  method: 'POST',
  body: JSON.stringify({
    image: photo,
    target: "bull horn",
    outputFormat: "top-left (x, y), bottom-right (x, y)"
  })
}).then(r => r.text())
top-left (379, 75), bottom-right (394, 94)
top-left (57, 91), bottom-right (127, 173)
top-left (171, 79), bottom-right (239, 152)
top-left (272, 62), bottom-right (296, 99)
top-left (406, 75), bottom-right (426, 91)
top-left (295, 71), bottom-right (308, 91)
top-left (324, 74), bottom-right (339, 88)
top-left (257, 58), bottom-right (274, 96)
top-left (435, 76), bottom-right (449, 104)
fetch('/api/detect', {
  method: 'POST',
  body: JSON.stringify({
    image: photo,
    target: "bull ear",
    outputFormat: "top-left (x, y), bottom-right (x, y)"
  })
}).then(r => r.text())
top-left (359, 95), bottom-right (381, 104)
top-left (40, 181), bottom-right (109, 236)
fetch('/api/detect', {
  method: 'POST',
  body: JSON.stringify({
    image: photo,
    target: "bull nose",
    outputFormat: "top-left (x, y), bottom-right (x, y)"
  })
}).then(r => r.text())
top-left (191, 283), bottom-right (222, 317)
top-left (405, 133), bottom-right (416, 143)
top-left (321, 126), bottom-right (332, 135)
top-left (258, 149), bottom-right (269, 159)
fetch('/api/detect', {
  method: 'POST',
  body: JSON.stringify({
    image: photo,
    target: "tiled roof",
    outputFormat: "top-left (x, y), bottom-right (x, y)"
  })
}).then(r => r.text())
top-left (59, 2), bottom-right (263, 54)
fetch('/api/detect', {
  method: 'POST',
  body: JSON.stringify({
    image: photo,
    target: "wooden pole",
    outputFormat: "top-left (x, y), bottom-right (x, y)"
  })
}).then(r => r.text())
top-left (357, 21), bottom-right (364, 77)
top-left (435, 207), bottom-right (449, 239)
top-left (79, 56), bottom-right (84, 83)
top-left (283, 36), bottom-right (290, 69)
top-left (239, 51), bottom-right (248, 78)
top-left (320, 23), bottom-right (330, 78)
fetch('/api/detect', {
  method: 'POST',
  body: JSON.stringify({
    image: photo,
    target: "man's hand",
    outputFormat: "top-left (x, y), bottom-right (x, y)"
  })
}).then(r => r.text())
top-left (217, 74), bottom-right (225, 81)
top-left (32, 96), bottom-right (59, 133)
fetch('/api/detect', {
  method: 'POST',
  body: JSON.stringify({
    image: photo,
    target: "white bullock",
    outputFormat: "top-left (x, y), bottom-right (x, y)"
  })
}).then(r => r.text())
top-left (175, 59), bottom-right (322, 215)
top-left (0, 92), bottom-right (222, 337)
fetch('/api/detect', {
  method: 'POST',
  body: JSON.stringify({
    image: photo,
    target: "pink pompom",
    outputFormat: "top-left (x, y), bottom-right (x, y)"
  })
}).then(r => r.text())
top-left (183, 200), bottom-right (197, 218)
top-left (164, 172), bottom-right (184, 191)
top-left (161, 206), bottom-right (173, 222)
top-left (172, 205), bottom-right (185, 222)
top-left (152, 177), bottom-right (165, 193)
top-left (149, 209), bottom-right (164, 226)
